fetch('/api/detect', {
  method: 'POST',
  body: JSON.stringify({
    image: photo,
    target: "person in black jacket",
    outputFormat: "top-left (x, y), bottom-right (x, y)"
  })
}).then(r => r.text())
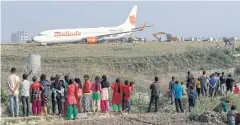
top-left (148, 77), bottom-right (160, 113)
top-left (50, 74), bottom-right (65, 116)
top-left (226, 74), bottom-right (235, 95)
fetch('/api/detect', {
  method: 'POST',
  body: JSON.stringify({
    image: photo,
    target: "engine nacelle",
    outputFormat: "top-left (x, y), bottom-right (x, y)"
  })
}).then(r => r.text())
top-left (87, 37), bottom-right (99, 44)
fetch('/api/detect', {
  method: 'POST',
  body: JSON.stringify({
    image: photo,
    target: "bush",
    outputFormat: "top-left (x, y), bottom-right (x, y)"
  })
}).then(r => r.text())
top-left (1, 88), bottom-right (9, 104)
top-left (235, 67), bottom-right (240, 74)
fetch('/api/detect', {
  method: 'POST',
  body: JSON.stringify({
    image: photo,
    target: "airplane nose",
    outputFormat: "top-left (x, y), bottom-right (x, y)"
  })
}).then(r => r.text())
top-left (33, 36), bottom-right (40, 42)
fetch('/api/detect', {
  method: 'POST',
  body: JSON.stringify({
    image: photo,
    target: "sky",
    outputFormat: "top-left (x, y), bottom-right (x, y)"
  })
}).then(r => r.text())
top-left (1, 1), bottom-right (240, 42)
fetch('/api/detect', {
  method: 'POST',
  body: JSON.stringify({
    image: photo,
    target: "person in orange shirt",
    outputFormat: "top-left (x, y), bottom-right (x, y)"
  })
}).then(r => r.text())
top-left (111, 78), bottom-right (124, 113)
top-left (82, 75), bottom-right (91, 112)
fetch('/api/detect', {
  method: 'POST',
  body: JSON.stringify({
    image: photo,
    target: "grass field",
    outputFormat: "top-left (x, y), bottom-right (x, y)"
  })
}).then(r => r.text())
top-left (1, 41), bottom-right (232, 58)
top-left (1, 41), bottom-right (240, 125)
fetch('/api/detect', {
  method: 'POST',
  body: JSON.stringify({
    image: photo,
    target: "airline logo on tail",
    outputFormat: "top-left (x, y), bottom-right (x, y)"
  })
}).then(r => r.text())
top-left (129, 15), bottom-right (136, 25)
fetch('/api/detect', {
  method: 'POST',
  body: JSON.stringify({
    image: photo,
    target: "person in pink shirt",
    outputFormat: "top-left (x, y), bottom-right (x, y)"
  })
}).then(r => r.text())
top-left (91, 76), bottom-right (102, 113)
top-left (234, 84), bottom-right (239, 95)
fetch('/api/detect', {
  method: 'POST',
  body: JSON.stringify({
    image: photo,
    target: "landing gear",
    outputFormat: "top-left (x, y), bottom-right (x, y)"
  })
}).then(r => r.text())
top-left (40, 43), bottom-right (47, 46)
top-left (83, 38), bottom-right (88, 44)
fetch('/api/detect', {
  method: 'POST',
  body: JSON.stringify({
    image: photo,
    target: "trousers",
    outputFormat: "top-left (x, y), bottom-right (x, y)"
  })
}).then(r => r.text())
top-left (21, 96), bottom-right (30, 116)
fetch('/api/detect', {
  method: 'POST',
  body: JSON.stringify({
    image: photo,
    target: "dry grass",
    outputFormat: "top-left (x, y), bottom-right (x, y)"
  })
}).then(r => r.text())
top-left (1, 41), bottom-right (231, 58)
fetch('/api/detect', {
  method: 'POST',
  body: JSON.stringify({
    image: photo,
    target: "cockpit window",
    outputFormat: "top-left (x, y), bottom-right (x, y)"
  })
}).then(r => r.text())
top-left (38, 33), bottom-right (46, 36)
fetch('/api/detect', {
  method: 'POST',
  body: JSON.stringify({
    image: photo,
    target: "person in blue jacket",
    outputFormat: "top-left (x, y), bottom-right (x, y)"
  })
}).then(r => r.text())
top-left (174, 81), bottom-right (184, 113)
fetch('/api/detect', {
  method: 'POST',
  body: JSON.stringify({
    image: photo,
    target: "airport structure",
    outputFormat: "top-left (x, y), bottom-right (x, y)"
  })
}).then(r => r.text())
top-left (11, 30), bottom-right (28, 43)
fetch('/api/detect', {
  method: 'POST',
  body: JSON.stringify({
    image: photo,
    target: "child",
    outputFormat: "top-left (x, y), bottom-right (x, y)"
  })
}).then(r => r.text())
top-left (188, 86), bottom-right (198, 112)
top-left (30, 76), bottom-right (44, 116)
top-left (181, 82), bottom-right (187, 95)
top-left (196, 78), bottom-right (201, 96)
top-left (234, 84), bottom-right (239, 95)
top-left (227, 105), bottom-right (237, 125)
top-left (91, 76), bottom-right (102, 113)
top-left (123, 81), bottom-right (132, 113)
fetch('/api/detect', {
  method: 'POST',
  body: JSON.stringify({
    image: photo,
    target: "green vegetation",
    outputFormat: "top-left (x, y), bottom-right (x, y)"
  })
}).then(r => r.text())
top-left (1, 88), bottom-right (9, 104)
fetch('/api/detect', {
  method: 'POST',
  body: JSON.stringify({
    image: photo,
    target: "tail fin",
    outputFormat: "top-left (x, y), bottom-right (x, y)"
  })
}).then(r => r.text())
top-left (119, 5), bottom-right (137, 29)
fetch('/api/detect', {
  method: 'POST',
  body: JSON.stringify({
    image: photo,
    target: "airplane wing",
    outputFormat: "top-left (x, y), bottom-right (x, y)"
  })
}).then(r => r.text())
top-left (96, 22), bottom-right (153, 39)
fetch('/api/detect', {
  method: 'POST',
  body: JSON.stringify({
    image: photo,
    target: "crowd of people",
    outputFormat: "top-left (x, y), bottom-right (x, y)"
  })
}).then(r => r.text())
top-left (6, 67), bottom-right (240, 124)
top-left (164, 71), bottom-right (239, 125)
top-left (7, 67), bottom-right (134, 120)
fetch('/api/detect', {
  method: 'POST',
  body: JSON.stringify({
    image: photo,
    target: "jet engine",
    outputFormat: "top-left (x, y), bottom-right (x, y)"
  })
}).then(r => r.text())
top-left (86, 37), bottom-right (99, 44)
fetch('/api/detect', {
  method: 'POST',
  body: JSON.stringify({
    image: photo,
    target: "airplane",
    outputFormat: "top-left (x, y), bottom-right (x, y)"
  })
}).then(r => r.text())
top-left (33, 5), bottom-right (153, 45)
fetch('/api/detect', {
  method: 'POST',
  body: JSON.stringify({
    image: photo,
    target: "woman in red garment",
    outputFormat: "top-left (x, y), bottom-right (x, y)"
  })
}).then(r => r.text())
top-left (74, 78), bottom-right (82, 113)
top-left (67, 79), bottom-right (78, 120)
top-left (111, 78), bottom-right (124, 113)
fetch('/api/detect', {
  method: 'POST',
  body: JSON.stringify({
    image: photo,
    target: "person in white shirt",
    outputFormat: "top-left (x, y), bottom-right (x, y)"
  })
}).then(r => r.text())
top-left (20, 74), bottom-right (31, 117)
top-left (7, 67), bottom-right (20, 117)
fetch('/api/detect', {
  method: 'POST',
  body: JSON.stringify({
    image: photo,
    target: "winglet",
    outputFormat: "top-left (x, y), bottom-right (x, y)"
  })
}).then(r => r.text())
top-left (140, 21), bottom-right (147, 31)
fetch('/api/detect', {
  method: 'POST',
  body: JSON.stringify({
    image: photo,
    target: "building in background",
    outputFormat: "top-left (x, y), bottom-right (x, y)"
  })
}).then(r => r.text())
top-left (11, 31), bottom-right (28, 43)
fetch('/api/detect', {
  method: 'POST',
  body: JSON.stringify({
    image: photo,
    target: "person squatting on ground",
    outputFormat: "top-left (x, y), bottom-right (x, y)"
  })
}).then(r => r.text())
top-left (234, 84), bottom-right (239, 96)
top-left (227, 105), bottom-right (237, 125)
top-left (200, 71), bottom-right (208, 98)
top-left (123, 80), bottom-right (132, 113)
top-left (74, 78), bottom-right (82, 113)
top-left (20, 74), bottom-right (31, 117)
top-left (100, 75), bottom-right (110, 113)
top-left (223, 100), bottom-right (231, 113)
top-left (7, 67), bottom-right (20, 117)
top-left (188, 86), bottom-right (198, 112)
top-left (82, 75), bottom-right (91, 112)
top-left (148, 77), bottom-right (160, 113)
top-left (30, 76), bottom-right (44, 116)
top-left (39, 74), bottom-right (51, 116)
top-left (91, 76), bottom-right (102, 113)
top-left (169, 76), bottom-right (176, 105)
top-left (111, 78), bottom-right (124, 113)
top-left (67, 79), bottom-right (78, 120)
top-left (174, 81), bottom-right (184, 113)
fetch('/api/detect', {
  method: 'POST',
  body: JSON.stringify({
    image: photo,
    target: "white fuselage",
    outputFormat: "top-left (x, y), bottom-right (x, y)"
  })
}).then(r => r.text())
top-left (33, 26), bottom-right (132, 44)
top-left (33, 5), bottom-right (144, 45)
